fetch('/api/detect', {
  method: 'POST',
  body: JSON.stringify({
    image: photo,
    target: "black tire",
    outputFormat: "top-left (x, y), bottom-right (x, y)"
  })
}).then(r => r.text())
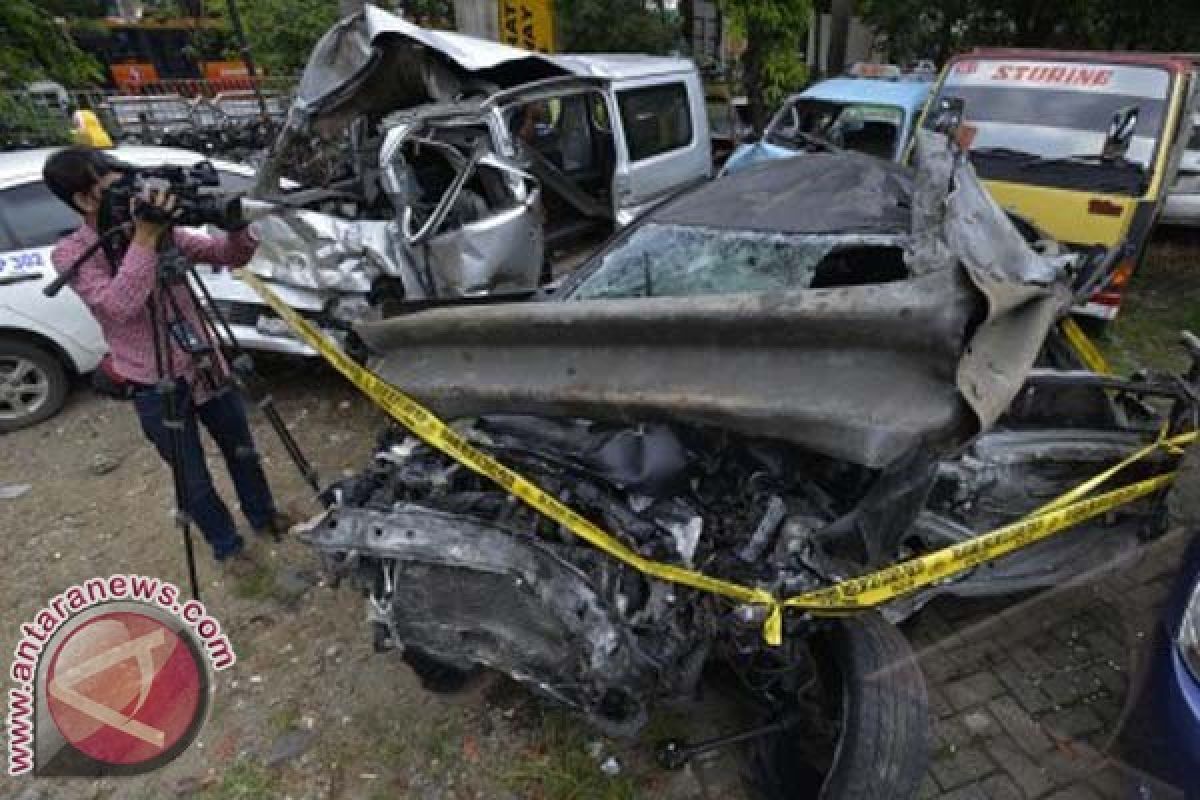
top-left (756, 612), bottom-right (930, 800)
top-left (401, 647), bottom-right (479, 694)
top-left (0, 338), bottom-right (69, 433)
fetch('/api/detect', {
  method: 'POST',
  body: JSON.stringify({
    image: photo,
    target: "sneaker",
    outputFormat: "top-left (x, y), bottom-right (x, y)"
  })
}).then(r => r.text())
top-left (254, 511), bottom-right (296, 540)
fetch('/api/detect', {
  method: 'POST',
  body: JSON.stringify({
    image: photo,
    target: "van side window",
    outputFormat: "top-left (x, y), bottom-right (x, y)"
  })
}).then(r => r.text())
top-left (0, 182), bottom-right (80, 249)
top-left (617, 83), bottom-right (692, 161)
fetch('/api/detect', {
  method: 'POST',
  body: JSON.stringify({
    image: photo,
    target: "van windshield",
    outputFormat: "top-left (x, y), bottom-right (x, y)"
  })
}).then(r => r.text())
top-left (930, 59), bottom-right (1172, 196)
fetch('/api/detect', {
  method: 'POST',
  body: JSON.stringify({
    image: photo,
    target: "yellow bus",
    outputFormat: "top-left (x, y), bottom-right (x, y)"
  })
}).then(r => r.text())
top-left (921, 49), bottom-right (1197, 320)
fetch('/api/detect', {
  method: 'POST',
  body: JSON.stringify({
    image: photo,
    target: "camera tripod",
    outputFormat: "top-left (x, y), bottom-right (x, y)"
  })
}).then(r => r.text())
top-left (50, 227), bottom-right (322, 601)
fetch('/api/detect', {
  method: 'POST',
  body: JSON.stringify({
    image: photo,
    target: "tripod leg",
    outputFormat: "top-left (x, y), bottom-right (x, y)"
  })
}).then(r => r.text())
top-left (161, 381), bottom-right (202, 602)
top-left (186, 267), bottom-right (324, 500)
top-left (149, 290), bottom-right (202, 601)
top-left (258, 396), bottom-right (321, 494)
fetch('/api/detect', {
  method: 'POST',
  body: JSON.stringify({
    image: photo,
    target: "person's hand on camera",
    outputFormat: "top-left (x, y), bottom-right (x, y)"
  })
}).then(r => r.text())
top-left (131, 189), bottom-right (178, 248)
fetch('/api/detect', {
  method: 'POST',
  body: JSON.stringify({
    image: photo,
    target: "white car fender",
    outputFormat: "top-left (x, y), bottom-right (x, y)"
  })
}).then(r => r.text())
top-left (0, 246), bottom-right (106, 374)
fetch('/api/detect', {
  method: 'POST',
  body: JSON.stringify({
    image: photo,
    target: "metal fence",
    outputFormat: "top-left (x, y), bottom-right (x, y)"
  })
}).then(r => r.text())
top-left (0, 78), bottom-right (296, 151)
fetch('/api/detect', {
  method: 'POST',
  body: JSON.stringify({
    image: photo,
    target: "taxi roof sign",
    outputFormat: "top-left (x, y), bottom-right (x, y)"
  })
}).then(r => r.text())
top-left (847, 62), bottom-right (903, 80)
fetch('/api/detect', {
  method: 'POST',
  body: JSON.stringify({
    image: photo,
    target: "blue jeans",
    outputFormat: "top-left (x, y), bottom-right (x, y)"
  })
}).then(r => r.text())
top-left (132, 380), bottom-right (276, 561)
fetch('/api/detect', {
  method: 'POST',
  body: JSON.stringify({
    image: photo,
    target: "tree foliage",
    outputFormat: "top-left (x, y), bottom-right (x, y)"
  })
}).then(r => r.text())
top-left (719, 0), bottom-right (811, 131)
top-left (0, 0), bottom-right (103, 88)
top-left (203, 0), bottom-right (342, 76)
top-left (557, 0), bottom-right (679, 54)
top-left (860, 0), bottom-right (1200, 64)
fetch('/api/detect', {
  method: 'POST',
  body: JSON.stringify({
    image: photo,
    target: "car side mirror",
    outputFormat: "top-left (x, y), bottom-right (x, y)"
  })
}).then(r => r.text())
top-left (1102, 106), bottom-right (1139, 162)
top-left (930, 97), bottom-right (965, 138)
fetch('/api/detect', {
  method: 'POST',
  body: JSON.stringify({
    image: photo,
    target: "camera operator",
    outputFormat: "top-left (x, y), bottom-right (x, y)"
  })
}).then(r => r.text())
top-left (43, 146), bottom-right (291, 574)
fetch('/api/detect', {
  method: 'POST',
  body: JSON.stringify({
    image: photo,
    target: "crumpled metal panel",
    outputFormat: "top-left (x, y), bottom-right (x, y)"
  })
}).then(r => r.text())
top-left (929, 135), bottom-right (1073, 430)
top-left (360, 271), bottom-right (977, 468)
top-left (356, 134), bottom-right (1070, 468)
top-left (279, 5), bottom-right (569, 143)
top-left (306, 504), bottom-right (655, 725)
top-left (248, 211), bottom-right (420, 295)
top-left (425, 195), bottom-right (543, 295)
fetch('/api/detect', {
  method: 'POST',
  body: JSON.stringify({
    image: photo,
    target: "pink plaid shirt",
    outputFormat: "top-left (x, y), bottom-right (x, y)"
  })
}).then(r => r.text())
top-left (51, 225), bottom-right (257, 404)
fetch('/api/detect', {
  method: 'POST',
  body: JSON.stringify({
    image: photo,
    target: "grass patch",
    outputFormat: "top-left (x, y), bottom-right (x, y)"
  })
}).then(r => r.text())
top-left (1100, 230), bottom-right (1200, 374)
top-left (422, 713), bottom-right (464, 774)
top-left (267, 707), bottom-right (300, 736)
top-left (201, 759), bottom-right (279, 799)
top-left (499, 711), bottom-right (639, 800)
top-left (231, 563), bottom-right (276, 601)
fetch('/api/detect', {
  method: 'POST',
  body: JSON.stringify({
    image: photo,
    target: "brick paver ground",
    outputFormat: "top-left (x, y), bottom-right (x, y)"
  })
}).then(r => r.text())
top-left (912, 530), bottom-right (1190, 799)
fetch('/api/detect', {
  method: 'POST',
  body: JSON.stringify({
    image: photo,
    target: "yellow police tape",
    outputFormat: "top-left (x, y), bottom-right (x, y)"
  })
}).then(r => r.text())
top-left (236, 271), bottom-right (1193, 646)
top-left (1061, 316), bottom-right (1113, 375)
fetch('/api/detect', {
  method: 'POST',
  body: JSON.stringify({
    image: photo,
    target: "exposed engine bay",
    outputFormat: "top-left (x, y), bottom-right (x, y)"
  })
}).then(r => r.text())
top-left (312, 418), bottom-right (866, 735)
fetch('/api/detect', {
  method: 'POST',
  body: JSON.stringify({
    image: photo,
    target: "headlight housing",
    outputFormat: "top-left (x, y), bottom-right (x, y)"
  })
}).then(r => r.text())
top-left (1180, 578), bottom-right (1200, 683)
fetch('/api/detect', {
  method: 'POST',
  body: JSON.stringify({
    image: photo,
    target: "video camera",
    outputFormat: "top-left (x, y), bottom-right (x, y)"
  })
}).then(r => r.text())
top-left (103, 160), bottom-right (247, 231)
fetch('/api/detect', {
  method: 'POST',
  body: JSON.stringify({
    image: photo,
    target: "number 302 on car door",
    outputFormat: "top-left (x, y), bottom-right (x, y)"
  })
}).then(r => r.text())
top-left (0, 251), bottom-right (44, 272)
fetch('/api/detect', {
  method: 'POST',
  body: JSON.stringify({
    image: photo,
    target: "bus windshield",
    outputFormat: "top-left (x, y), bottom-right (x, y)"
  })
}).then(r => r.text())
top-left (930, 59), bottom-right (1173, 196)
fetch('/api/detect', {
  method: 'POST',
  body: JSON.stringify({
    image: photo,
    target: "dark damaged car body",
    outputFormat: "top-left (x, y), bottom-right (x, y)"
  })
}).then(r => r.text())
top-left (298, 135), bottom-right (1200, 798)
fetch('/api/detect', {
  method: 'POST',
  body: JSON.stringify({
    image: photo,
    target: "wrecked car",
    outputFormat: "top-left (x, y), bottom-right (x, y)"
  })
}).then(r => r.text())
top-left (232, 5), bottom-right (710, 355)
top-left (300, 134), bottom-right (1199, 798)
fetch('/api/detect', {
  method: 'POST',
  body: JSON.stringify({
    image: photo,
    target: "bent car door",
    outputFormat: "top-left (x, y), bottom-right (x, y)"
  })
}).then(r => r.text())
top-left (380, 113), bottom-right (543, 296)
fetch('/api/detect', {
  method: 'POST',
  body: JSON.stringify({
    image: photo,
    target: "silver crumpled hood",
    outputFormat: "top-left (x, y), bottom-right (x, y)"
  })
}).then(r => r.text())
top-left (247, 211), bottom-right (418, 295)
top-left (355, 133), bottom-right (1073, 469)
top-left (256, 5), bottom-right (570, 194)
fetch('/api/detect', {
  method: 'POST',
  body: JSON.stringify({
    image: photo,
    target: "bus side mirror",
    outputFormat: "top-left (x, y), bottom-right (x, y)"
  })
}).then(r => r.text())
top-left (930, 96), bottom-right (964, 138)
top-left (1103, 106), bottom-right (1138, 162)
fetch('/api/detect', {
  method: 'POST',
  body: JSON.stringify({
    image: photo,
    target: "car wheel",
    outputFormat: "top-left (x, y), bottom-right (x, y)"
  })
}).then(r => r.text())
top-left (0, 339), bottom-right (69, 433)
top-left (753, 612), bottom-right (930, 800)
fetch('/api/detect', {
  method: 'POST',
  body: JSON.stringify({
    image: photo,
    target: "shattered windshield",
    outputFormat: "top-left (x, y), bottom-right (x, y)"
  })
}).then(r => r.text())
top-left (768, 99), bottom-right (904, 159)
top-left (567, 223), bottom-right (907, 300)
top-left (931, 59), bottom-right (1170, 195)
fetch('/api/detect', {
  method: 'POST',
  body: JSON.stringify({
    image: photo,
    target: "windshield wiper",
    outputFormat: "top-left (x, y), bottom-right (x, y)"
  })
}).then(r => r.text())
top-left (769, 129), bottom-right (840, 153)
top-left (974, 147), bottom-right (1147, 176)
top-left (970, 147), bottom-right (1148, 193)
top-left (1032, 153), bottom-right (1146, 170)
top-left (969, 146), bottom-right (1041, 161)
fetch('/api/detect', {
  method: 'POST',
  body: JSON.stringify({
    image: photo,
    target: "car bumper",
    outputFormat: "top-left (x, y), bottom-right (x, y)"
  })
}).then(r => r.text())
top-left (194, 268), bottom-right (341, 358)
top-left (1162, 192), bottom-right (1200, 227)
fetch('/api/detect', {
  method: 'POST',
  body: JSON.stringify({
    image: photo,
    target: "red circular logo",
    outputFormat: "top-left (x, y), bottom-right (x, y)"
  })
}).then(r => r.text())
top-left (45, 610), bottom-right (205, 767)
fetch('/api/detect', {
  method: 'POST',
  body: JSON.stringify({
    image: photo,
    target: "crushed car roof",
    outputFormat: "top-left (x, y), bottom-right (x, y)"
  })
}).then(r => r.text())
top-left (549, 53), bottom-right (697, 79)
top-left (652, 152), bottom-right (913, 235)
top-left (355, 5), bottom-right (691, 78)
top-left (270, 4), bottom-right (699, 156)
